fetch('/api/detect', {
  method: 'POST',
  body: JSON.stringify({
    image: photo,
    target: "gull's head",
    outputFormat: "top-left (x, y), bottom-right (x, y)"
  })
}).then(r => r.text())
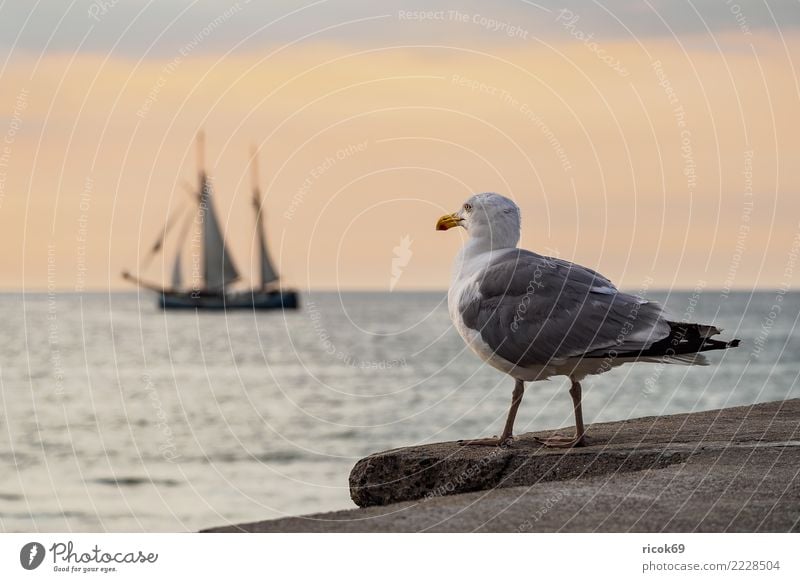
top-left (436, 193), bottom-right (521, 249)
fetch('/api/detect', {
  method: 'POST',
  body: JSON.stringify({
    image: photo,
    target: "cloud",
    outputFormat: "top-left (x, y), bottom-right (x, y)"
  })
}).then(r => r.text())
top-left (1, 31), bottom-right (798, 290)
top-left (1, 0), bottom-right (799, 59)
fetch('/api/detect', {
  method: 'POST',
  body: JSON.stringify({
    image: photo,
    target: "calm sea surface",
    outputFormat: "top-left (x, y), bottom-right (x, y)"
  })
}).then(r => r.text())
top-left (0, 291), bottom-right (797, 531)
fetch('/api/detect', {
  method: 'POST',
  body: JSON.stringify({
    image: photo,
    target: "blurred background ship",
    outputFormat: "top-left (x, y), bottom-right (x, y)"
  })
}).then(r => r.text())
top-left (123, 133), bottom-right (299, 310)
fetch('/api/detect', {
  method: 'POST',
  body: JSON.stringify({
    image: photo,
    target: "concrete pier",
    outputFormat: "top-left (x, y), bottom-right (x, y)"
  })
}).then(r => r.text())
top-left (204, 399), bottom-right (800, 532)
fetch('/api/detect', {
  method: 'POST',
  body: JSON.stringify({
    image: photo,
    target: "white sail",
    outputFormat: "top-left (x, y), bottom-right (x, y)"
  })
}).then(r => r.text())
top-left (249, 148), bottom-right (279, 288)
top-left (255, 201), bottom-right (279, 287)
top-left (171, 251), bottom-right (183, 289)
top-left (200, 175), bottom-right (239, 289)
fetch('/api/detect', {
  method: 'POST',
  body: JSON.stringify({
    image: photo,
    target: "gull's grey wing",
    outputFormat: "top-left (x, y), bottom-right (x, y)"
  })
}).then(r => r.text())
top-left (459, 249), bottom-right (670, 366)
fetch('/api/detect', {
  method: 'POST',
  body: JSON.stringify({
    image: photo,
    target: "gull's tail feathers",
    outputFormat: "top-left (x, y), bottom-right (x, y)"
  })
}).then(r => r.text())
top-left (631, 322), bottom-right (740, 359)
top-left (586, 322), bottom-right (740, 364)
top-left (635, 352), bottom-right (710, 366)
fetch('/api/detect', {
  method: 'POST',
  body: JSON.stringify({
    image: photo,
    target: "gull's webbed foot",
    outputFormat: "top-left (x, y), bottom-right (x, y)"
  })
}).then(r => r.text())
top-left (457, 435), bottom-right (514, 447)
top-left (534, 433), bottom-right (588, 448)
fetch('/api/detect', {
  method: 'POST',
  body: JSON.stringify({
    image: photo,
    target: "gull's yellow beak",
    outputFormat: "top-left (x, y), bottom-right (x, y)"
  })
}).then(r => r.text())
top-left (436, 212), bottom-right (462, 231)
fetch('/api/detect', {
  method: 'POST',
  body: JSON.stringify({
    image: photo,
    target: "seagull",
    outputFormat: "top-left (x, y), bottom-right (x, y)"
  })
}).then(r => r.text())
top-left (436, 193), bottom-right (740, 448)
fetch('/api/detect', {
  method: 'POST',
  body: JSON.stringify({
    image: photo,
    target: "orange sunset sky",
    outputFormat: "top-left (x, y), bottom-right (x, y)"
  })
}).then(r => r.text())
top-left (1, 0), bottom-right (799, 291)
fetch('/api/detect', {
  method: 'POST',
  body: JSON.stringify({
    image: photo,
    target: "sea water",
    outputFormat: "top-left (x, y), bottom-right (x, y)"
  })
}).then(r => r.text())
top-left (0, 291), bottom-right (796, 531)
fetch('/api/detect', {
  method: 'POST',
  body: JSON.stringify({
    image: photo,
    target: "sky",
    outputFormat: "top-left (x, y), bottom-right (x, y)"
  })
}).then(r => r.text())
top-left (1, 0), bottom-right (799, 291)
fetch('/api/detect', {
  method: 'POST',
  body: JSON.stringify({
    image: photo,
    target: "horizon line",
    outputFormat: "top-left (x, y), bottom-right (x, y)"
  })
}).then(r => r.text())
top-left (0, 287), bottom-right (790, 295)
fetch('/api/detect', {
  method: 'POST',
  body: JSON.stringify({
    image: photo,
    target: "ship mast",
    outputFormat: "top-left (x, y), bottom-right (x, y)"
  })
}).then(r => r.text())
top-left (196, 131), bottom-right (240, 291)
top-left (250, 145), bottom-right (279, 289)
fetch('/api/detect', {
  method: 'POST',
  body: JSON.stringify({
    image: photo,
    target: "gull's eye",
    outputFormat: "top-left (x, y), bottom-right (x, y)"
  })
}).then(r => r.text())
top-left (463, 203), bottom-right (472, 212)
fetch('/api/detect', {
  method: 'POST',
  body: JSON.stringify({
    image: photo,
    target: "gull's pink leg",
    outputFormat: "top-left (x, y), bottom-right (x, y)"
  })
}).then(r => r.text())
top-left (535, 378), bottom-right (588, 448)
top-left (459, 379), bottom-right (524, 447)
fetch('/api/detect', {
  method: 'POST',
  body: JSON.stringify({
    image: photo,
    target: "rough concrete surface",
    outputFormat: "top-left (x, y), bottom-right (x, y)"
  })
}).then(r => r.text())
top-left (204, 399), bottom-right (800, 532)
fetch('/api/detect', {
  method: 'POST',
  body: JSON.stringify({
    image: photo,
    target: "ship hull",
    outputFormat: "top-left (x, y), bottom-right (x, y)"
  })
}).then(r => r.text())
top-left (158, 289), bottom-right (299, 310)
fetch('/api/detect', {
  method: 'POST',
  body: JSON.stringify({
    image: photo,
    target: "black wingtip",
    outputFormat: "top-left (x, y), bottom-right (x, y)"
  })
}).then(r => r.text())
top-left (728, 339), bottom-right (741, 348)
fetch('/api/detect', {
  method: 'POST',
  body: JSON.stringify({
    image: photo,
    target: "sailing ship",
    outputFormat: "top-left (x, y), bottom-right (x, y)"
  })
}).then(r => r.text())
top-left (122, 133), bottom-right (299, 310)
